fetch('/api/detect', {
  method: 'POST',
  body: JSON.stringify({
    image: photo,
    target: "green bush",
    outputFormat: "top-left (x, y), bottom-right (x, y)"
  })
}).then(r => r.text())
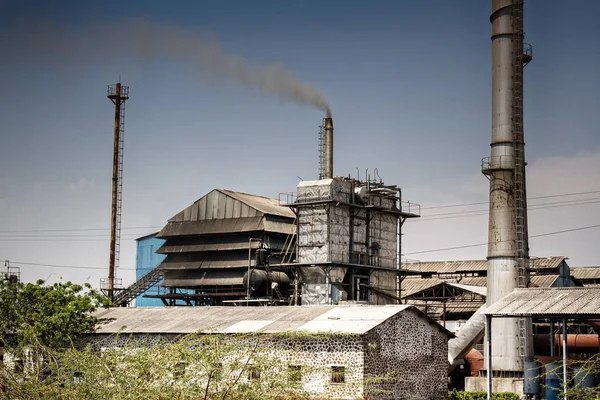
top-left (448, 390), bottom-right (519, 400)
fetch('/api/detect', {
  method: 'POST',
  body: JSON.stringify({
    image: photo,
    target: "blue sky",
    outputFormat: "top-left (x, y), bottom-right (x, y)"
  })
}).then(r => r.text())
top-left (1, 1), bottom-right (599, 286)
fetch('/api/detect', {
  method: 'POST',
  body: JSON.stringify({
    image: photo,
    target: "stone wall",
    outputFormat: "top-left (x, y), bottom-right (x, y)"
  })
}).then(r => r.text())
top-left (364, 309), bottom-right (449, 400)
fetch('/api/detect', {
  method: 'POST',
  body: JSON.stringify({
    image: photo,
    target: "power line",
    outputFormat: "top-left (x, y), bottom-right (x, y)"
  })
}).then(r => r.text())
top-left (6, 260), bottom-right (136, 271)
top-left (2, 196), bottom-right (598, 240)
top-left (417, 198), bottom-right (600, 221)
top-left (419, 189), bottom-right (600, 210)
top-left (403, 223), bottom-right (600, 256)
top-left (0, 226), bottom-right (162, 234)
top-left (5, 223), bottom-right (599, 271)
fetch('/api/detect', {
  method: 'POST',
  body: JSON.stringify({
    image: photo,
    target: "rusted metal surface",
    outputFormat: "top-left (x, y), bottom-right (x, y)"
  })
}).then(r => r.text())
top-left (106, 82), bottom-right (129, 299)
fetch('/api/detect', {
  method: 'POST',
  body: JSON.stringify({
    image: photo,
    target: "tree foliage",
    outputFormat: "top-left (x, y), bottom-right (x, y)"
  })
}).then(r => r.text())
top-left (0, 279), bottom-right (109, 351)
top-left (1, 333), bottom-right (312, 400)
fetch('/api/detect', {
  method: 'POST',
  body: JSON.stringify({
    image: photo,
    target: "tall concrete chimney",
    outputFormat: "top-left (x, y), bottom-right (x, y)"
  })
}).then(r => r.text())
top-left (484, 0), bottom-right (533, 374)
top-left (324, 117), bottom-right (333, 179)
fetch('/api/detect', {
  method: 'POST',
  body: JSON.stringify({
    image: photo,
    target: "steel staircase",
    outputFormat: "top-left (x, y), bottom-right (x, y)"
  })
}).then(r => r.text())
top-left (112, 267), bottom-right (164, 307)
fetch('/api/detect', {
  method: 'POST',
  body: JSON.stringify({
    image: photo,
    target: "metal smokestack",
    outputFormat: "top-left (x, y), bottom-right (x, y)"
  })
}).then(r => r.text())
top-left (484, 0), bottom-right (533, 374)
top-left (324, 117), bottom-right (333, 179)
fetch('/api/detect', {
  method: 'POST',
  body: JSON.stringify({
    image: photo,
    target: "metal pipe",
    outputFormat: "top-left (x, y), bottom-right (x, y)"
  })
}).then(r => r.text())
top-left (562, 317), bottom-right (568, 399)
top-left (550, 320), bottom-right (556, 357)
top-left (324, 117), bottom-right (333, 179)
top-left (247, 238), bottom-right (263, 300)
top-left (486, 314), bottom-right (493, 400)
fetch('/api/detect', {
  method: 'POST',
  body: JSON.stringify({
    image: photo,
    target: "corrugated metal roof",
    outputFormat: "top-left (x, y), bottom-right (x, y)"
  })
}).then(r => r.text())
top-left (529, 275), bottom-right (558, 288)
top-left (94, 305), bottom-right (452, 336)
top-left (483, 287), bottom-right (600, 317)
top-left (158, 217), bottom-right (264, 238)
top-left (401, 278), bottom-right (445, 297)
top-left (220, 190), bottom-right (295, 219)
top-left (447, 282), bottom-right (487, 296)
top-left (571, 267), bottom-right (600, 280)
top-left (158, 240), bottom-right (262, 254)
top-left (456, 277), bottom-right (488, 286)
top-left (402, 274), bottom-right (560, 298)
top-left (403, 257), bottom-right (566, 274)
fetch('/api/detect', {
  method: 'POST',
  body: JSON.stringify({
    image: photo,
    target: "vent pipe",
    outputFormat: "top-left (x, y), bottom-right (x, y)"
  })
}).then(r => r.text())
top-left (324, 117), bottom-right (333, 179)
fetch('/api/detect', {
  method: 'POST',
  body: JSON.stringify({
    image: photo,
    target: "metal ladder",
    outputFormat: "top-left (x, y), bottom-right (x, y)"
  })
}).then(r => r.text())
top-left (279, 217), bottom-right (297, 264)
top-left (318, 120), bottom-right (325, 179)
top-left (114, 100), bottom-right (126, 273)
top-left (512, 0), bottom-right (530, 361)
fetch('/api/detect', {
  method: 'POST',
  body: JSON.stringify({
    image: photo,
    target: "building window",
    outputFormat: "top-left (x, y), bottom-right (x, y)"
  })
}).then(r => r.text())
top-left (331, 366), bottom-right (345, 383)
top-left (14, 359), bottom-right (24, 374)
top-left (287, 365), bottom-right (302, 383)
top-left (248, 365), bottom-right (261, 381)
top-left (174, 362), bottom-right (186, 379)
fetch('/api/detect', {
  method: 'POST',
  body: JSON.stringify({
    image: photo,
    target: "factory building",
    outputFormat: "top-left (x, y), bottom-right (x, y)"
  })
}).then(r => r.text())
top-left (128, 176), bottom-right (419, 307)
top-left (92, 304), bottom-right (453, 400)
top-left (148, 189), bottom-right (296, 306)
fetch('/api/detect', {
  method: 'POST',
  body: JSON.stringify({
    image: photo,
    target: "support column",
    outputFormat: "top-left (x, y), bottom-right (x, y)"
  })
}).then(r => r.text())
top-left (486, 314), bottom-right (493, 400)
top-left (562, 317), bottom-right (568, 400)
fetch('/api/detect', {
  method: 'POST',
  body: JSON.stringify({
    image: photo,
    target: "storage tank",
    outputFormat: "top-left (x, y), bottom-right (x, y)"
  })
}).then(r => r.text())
top-left (545, 362), bottom-right (564, 400)
top-left (573, 364), bottom-right (597, 389)
top-left (243, 270), bottom-right (290, 298)
top-left (523, 360), bottom-right (542, 396)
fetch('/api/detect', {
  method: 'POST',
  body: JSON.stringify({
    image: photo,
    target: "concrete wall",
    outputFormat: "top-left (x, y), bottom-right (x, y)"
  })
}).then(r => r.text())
top-left (465, 376), bottom-right (523, 397)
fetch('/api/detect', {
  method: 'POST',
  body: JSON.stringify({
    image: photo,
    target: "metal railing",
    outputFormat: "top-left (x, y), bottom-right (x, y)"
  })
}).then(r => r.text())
top-left (401, 201), bottom-right (421, 216)
top-left (481, 155), bottom-right (515, 174)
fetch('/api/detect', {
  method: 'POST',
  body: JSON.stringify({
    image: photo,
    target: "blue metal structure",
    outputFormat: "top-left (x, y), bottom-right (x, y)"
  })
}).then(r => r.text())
top-left (135, 233), bottom-right (166, 307)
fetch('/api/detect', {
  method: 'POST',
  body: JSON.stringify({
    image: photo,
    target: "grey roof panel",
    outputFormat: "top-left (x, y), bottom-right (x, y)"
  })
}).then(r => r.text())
top-left (403, 257), bottom-right (566, 274)
top-left (157, 217), bottom-right (264, 238)
top-left (94, 305), bottom-right (453, 337)
top-left (219, 190), bottom-right (295, 219)
top-left (483, 287), bottom-right (600, 317)
top-left (571, 267), bottom-right (600, 280)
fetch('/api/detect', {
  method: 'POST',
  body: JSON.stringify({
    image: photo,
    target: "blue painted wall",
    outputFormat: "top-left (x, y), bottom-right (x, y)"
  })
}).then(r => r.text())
top-left (135, 233), bottom-right (167, 307)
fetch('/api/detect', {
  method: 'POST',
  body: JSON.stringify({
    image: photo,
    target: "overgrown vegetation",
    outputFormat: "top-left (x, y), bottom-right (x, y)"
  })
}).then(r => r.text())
top-left (0, 333), bottom-right (314, 400)
top-left (542, 355), bottom-right (600, 400)
top-left (448, 390), bottom-right (519, 400)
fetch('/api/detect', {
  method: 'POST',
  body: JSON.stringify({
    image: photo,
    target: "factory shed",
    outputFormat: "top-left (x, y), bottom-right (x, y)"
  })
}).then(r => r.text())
top-left (570, 266), bottom-right (600, 287)
top-left (480, 287), bottom-right (600, 398)
top-left (148, 189), bottom-right (296, 305)
top-left (92, 305), bottom-right (452, 400)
